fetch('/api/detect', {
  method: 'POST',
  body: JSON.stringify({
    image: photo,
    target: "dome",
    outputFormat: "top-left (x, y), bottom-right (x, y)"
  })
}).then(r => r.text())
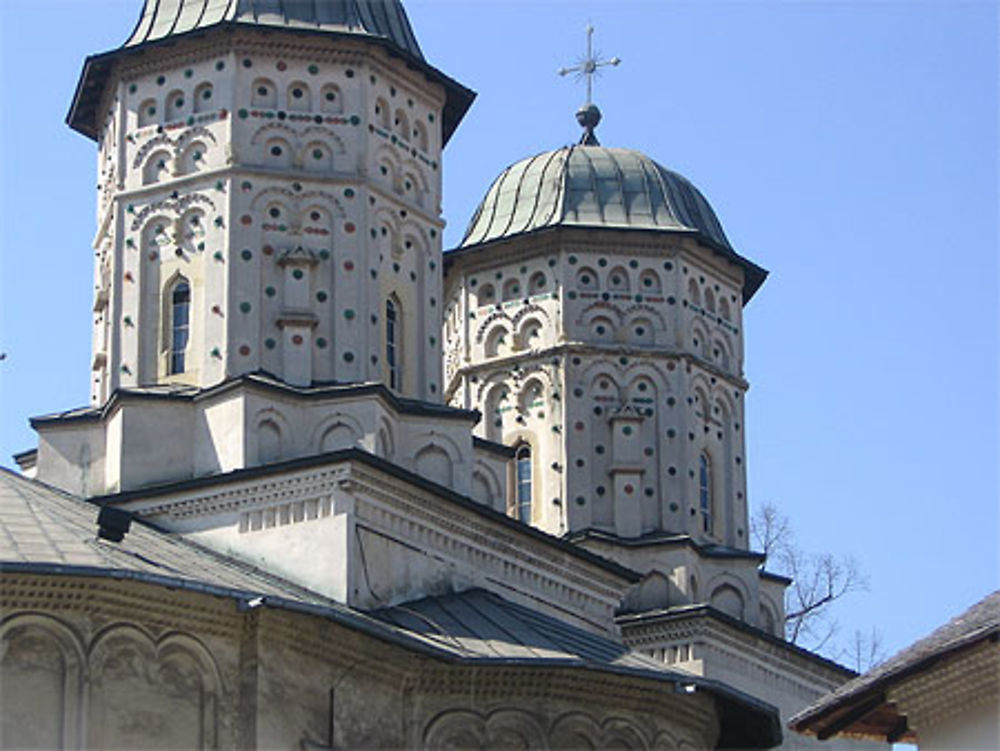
top-left (458, 144), bottom-right (768, 300)
top-left (461, 145), bottom-right (732, 251)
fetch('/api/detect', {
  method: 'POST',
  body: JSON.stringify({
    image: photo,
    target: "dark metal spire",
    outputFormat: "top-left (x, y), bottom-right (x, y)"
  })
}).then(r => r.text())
top-left (558, 24), bottom-right (620, 145)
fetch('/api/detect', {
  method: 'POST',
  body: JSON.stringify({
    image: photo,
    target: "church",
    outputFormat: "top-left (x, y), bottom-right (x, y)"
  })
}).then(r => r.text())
top-left (2, 1), bottom-right (868, 748)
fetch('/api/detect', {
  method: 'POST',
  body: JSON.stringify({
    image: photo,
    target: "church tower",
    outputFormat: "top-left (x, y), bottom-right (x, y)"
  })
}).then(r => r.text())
top-left (437, 76), bottom-right (861, 740)
top-left (444, 131), bottom-right (764, 549)
top-left (442, 44), bottom-right (787, 641)
top-left (30, 0), bottom-right (511, 499)
top-left (444, 99), bottom-right (769, 532)
top-left (10, 9), bottom-right (870, 745)
top-left (72, 0), bottom-right (470, 401)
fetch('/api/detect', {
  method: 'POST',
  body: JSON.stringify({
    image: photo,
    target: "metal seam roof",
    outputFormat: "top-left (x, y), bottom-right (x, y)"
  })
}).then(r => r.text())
top-left (460, 145), bottom-right (734, 250)
top-left (124, 0), bottom-right (424, 59)
top-left (454, 145), bottom-right (769, 304)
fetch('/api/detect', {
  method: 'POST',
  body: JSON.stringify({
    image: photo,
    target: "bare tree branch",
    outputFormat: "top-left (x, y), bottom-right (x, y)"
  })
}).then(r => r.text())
top-left (750, 502), bottom-right (791, 559)
top-left (751, 502), bottom-right (870, 655)
top-left (839, 627), bottom-right (887, 673)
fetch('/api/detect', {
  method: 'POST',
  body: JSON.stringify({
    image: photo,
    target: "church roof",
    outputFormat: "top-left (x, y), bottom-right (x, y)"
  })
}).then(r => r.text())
top-left (124, 0), bottom-right (424, 58)
top-left (0, 467), bottom-right (331, 604)
top-left (67, 0), bottom-right (474, 145)
top-left (374, 588), bottom-right (782, 748)
top-left (456, 145), bottom-right (767, 302)
top-left (375, 588), bottom-right (651, 665)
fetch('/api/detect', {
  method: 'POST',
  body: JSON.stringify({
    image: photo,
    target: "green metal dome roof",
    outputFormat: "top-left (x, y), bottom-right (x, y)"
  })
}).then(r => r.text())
top-left (457, 144), bottom-right (768, 300)
top-left (461, 145), bottom-right (733, 250)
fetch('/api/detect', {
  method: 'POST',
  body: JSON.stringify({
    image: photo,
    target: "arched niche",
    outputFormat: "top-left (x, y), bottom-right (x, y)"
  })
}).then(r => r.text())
top-left (0, 615), bottom-right (84, 751)
top-left (414, 444), bottom-right (453, 487)
top-left (710, 583), bottom-right (745, 621)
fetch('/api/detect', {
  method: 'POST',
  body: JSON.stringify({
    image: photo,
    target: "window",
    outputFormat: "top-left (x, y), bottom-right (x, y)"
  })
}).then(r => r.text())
top-left (699, 452), bottom-right (713, 535)
top-left (386, 296), bottom-right (400, 390)
top-left (170, 281), bottom-right (191, 374)
top-left (516, 444), bottom-right (532, 524)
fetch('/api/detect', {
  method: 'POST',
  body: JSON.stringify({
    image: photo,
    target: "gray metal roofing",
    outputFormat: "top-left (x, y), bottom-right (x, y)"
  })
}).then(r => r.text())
top-left (790, 590), bottom-right (1000, 730)
top-left (461, 146), bottom-right (732, 250)
top-left (373, 589), bottom-right (783, 747)
top-left (125, 0), bottom-right (424, 59)
top-left (374, 588), bottom-right (656, 666)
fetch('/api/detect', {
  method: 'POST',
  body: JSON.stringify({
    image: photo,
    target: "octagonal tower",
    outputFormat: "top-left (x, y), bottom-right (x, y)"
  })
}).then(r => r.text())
top-left (71, 0), bottom-right (472, 402)
top-left (29, 0), bottom-right (502, 498)
top-left (443, 117), bottom-right (790, 639)
top-left (445, 141), bottom-right (765, 546)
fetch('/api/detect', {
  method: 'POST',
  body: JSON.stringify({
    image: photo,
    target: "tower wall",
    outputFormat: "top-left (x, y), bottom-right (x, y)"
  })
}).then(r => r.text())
top-left (90, 33), bottom-right (447, 402)
top-left (444, 229), bottom-right (750, 547)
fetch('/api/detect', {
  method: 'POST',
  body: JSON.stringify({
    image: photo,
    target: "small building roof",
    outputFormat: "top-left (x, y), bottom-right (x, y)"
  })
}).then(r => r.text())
top-left (789, 590), bottom-right (1000, 743)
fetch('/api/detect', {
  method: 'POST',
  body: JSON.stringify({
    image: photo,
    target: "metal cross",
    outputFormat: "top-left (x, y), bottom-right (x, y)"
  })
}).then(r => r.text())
top-left (558, 24), bottom-right (620, 105)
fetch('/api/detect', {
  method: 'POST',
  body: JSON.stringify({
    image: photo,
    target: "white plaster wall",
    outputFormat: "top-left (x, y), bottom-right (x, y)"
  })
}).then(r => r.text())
top-left (117, 400), bottom-right (195, 490)
top-left (196, 394), bottom-right (246, 475)
top-left (93, 35), bottom-right (448, 399)
top-left (445, 235), bottom-right (752, 547)
top-left (34, 422), bottom-right (106, 498)
top-left (919, 703), bottom-right (998, 751)
top-left (189, 510), bottom-right (354, 603)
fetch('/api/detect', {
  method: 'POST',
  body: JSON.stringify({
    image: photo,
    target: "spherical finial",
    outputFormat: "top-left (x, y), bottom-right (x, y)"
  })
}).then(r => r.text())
top-left (576, 103), bottom-right (602, 145)
top-left (576, 103), bottom-right (601, 130)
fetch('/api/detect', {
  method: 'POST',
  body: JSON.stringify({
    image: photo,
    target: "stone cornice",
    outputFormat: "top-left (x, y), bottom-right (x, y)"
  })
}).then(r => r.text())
top-left (619, 606), bottom-right (855, 687)
top-left (447, 342), bottom-right (748, 396)
top-left (258, 607), bottom-right (411, 684)
top-left (444, 228), bottom-right (749, 299)
top-left (346, 464), bottom-right (628, 612)
top-left (115, 462), bottom-right (350, 520)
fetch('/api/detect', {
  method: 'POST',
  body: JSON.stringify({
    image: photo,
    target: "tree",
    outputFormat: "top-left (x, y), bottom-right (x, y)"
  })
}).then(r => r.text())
top-left (751, 502), bottom-right (884, 669)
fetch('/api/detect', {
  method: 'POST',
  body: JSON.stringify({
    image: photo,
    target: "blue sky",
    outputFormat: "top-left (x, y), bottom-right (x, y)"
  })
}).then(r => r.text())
top-left (1, 0), bottom-right (996, 664)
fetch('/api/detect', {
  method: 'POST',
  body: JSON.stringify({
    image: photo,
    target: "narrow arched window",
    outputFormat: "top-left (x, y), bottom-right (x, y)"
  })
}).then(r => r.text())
top-left (170, 281), bottom-right (191, 374)
top-left (699, 452), bottom-right (713, 535)
top-left (516, 444), bottom-right (532, 524)
top-left (386, 296), bottom-right (400, 390)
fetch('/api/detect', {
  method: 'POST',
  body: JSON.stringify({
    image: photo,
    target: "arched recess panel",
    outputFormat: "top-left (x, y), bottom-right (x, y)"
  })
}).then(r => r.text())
top-left (258, 419), bottom-right (283, 464)
top-left (320, 423), bottom-right (357, 453)
top-left (710, 584), bottom-right (745, 620)
top-left (87, 628), bottom-right (218, 750)
top-left (0, 618), bottom-right (82, 751)
top-left (471, 471), bottom-right (492, 506)
top-left (415, 445), bottom-right (453, 487)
